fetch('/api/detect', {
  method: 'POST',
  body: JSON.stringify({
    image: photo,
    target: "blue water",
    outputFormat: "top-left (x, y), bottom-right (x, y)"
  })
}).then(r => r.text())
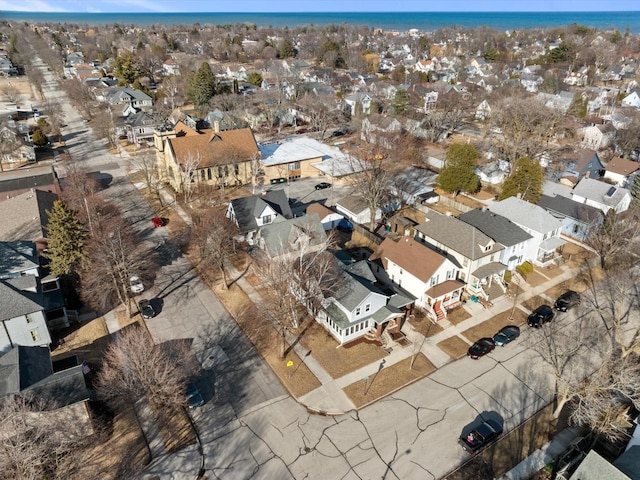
top-left (1, 11), bottom-right (639, 33)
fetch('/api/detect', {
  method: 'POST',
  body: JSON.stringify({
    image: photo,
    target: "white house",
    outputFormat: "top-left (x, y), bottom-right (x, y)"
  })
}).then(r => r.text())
top-left (488, 197), bottom-right (565, 267)
top-left (621, 89), bottom-right (640, 108)
top-left (571, 177), bottom-right (632, 214)
top-left (305, 203), bottom-right (344, 231)
top-left (226, 190), bottom-right (293, 243)
top-left (335, 195), bottom-right (383, 226)
top-left (344, 92), bottom-right (372, 116)
top-left (603, 156), bottom-right (640, 187)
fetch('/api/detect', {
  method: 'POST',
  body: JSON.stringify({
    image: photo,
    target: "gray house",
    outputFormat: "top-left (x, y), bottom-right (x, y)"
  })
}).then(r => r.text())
top-left (256, 213), bottom-right (327, 259)
top-left (226, 190), bottom-right (293, 243)
top-left (537, 194), bottom-right (602, 241)
top-left (560, 149), bottom-right (604, 187)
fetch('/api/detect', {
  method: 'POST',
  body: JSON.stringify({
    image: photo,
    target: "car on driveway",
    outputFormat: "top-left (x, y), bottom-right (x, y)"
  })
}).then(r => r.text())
top-left (152, 217), bottom-right (167, 228)
top-left (138, 299), bottom-right (155, 319)
top-left (315, 182), bottom-right (331, 190)
top-left (467, 337), bottom-right (496, 359)
top-left (554, 290), bottom-right (581, 312)
top-left (458, 419), bottom-right (503, 454)
top-left (186, 381), bottom-right (205, 408)
top-left (528, 305), bottom-right (554, 328)
top-left (129, 274), bottom-right (144, 294)
top-left (493, 325), bottom-right (520, 346)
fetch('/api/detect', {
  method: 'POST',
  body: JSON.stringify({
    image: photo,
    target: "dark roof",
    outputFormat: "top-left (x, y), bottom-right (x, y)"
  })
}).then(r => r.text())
top-left (26, 364), bottom-right (90, 407)
top-left (458, 208), bottom-right (532, 247)
top-left (0, 279), bottom-right (45, 322)
top-left (0, 166), bottom-right (58, 194)
top-left (230, 190), bottom-right (293, 232)
top-left (0, 240), bottom-right (39, 277)
top-left (0, 346), bottom-right (52, 397)
top-left (538, 194), bottom-right (602, 223)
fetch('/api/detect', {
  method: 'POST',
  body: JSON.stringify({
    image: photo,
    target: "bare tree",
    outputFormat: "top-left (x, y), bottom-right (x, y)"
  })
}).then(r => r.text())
top-left (59, 160), bottom-right (101, 219)
top-left (296, 93), bottom-right (341, 140)
top-left (42, 98), bottom-right (64, 143)
top-left (615, 109), bottom-right (640, 159)
top-left (180, 151), bottom-right (201, 204)
top-left (60, 79), bottom-right (96, 119)
top-left (584, 210), bottom-right (640, 270)
top-left (191, 209), bottom-right (238, 288)
top-left (131, 150), bottom-right (163, 206)
top-left (0, 83), bottom-right (21, 103)
top-left (91, 109), bottom-right (119, 150)
top-left (96, 326), bottom-right (198, 409)
top-left (80, 210), bottom-right (157, 316)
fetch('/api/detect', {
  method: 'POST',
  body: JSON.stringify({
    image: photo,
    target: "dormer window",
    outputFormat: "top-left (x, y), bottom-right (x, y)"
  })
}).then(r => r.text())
top-left (262, 215), bottom-right (272, 224)
top-left (484, 244), bottom-right (492, 252)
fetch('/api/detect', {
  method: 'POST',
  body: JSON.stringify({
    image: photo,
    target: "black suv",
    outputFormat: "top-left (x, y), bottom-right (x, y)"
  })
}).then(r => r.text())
top-left (139, 299), bottom-right (156, 319)
top-left (458, 419), bottom-right (503, 454)
top-left (554, 290), bottom-right (581, 312)
top-left (528, 305), bottom-right (554, 328)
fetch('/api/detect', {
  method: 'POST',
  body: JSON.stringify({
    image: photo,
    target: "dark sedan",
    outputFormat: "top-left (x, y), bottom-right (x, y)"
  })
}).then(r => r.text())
top-left (528, 305), bottom-right (554, 328)
top-left (459, 419), bottom-right (503, 454)
top-left (493, 325), bottom-right (521, 346)
top-left (185, 381), bottom-right (205, 408)
top-left (554, 290), bottom-right (581, 312)
top-left (467, 337), bottom-right (496, 359)
top-left (138, 299), bottom-right (155, 319)
top-left (315, 182), bottom-right (332, 190)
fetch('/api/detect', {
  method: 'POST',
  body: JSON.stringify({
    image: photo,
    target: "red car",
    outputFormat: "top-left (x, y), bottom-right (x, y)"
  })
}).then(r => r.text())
top-left (152, 217), bottom-right (166, 228)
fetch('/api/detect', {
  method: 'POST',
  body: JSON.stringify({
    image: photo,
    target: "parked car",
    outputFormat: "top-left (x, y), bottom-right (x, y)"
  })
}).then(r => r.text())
top-left (315, 182), bottom-right (331, 190)
top-left (185, 381), bottom-right (205, 408)
top-left (129, 274), bottom-right (144, 294)
top-left (270, 177), bottom-right (287, 184)
top-left (528, 305), bottom-right (554, 328)
top-left (337, 219), bottom-right (354, 232)
top-left (492, 325), bottom-right (520, 346)
top-left (467, 337), bottom-right (496, 359)
top-left (152, 217), bottom-right (167, 228)
top-left (554, 290), bottom-right (581, 312)
top-left (138, 299), bottom-right (155, 319)
top-left (458, 419), bottom-right (503, 454)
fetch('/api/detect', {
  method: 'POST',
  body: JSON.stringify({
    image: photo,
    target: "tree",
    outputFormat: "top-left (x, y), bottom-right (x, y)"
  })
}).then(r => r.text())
top-left (0, 83), bottom-right (20, 103)
top-left (188, 62), bottom-right (217, 113)
top-left (131, 150), bottom-right (163, 206)
top-left (614, 109), bottom-right (640, 158)
top-left (296, 93), bottom-right (341, 140)
top-left (392, 89), bottom-right (410, 115)
top-left (43, 200), bottom-right (85, 278)
top-left (279, 38), bottom-right (295, 58)
top-left (585, 210), bottom-right (640, 270)
top-left (437, 143), bottom-right (480, 194)
top-left (113, 50), bottom-right (141, 86)
top-left (96, 326), bottom-right (198, 409)
top-left (247, 72), bottom-right (263, 87)
top-left (191, 210), bottom-right (237, 289)
top-left (630, 175), bottom-right (640, 211)
top-left (180, 151), bottom-right (201, 204)
top-left (498, 156), bottom-right (544, 203)
top-left (91, 110), bottom-right (119, 149)
top-left (31, 128), bottom-right (47, 147)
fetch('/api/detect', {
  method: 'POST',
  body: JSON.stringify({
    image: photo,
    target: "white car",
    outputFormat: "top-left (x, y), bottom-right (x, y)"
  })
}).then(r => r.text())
top-left (129, 275), bottom-right (144, 294)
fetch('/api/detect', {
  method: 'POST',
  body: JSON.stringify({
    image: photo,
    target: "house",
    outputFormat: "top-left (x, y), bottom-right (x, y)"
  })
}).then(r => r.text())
top-left (343, 92), bottom-right (372, 116)
top-left (520, 73), bottom-right (543, 92)
top-left (98, 87), bottom-right (153, 110)
top-left (621, 89), bottom-right (640, 108)
top-left (571, 178), bottom-right (632, 214)
top-left (475, 99), bottom-right (491, 120)
top-left (226, 189), bottom-right (293, 243)
top-left (360, 114), bottom-right (402, 149)
top-left (370, 237), bottom-right (464, 321)
top-left (388, 166), bottom-right (437, 206)
top-left (568, 449), bottom-right (634, 480)
top-left (0, 125), bottom-right (36, 166)
top-left (0, 189), bottom-right (58, 251)
top-left (0, 164), bottom-right (60, 199)
top-left (604, 157), bottom-right (640, 187)
top-left (560, 149), bottom-right (604, 187)
top-left (316, 259), bottom-right (414, 345)
top-left (537, 194), bottom-right (602, 241)
top-left (414, 211), bottom-right (506, 301)
top-left (488, 197), bottom-right (565, 267)
top-left (123, 111), bottom-right (156, 146)
top-left (335, 195), bottom-right (384, 226)
top-left (475, 160), bottom-right (509, 185)
top-left (458, 208), bottom-right (533, 272)
top-left (306, 203), bottom-right (344, 231)
top-left (256, 214), bottom-right (327, 259)
top-left (580, 124), bottom-right (615, 151)
top-left (156, 124), bottom-right (260, 193)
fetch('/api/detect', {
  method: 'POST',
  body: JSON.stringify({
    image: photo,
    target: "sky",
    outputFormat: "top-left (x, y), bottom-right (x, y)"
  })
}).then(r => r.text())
top-left (0, 0), bottom-right (638, 13)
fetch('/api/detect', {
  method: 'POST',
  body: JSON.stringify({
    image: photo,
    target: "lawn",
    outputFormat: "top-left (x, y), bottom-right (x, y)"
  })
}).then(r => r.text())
top-left (446, 307), bottom-right (472, 325)
top-left (436, 336), bottom-right (470, 359)
top-left (152, 405), bottom-right (196, 453)
top-left (522, 295), bottom-right (550, 312)
top-left (213, 283), bottom-right (321, 398)
top-left (523, 271), bottom-right (549, 288)
top-left (52, 317), bottom-right (112, 368)
top-left (343, 354), bottom-right (436, 408)
top-left (561, 243), bottom-right (595, 268)
top-left (461, 309), bottom-right (527, 343)
top-left (297, 320), bottom-right (387, 379)
top-left (408, 313), bottom-right (444, 338)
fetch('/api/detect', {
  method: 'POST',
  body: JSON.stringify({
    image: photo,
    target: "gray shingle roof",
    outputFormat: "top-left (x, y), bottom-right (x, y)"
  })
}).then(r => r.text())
top-left (0, 279), bottom-right (45, 322)
top-left (259, 214), bottom-right (327, 257)
top-left (571, 178), bottom-right (631, 209)
top-left (230, 190), bottom-right (293, 232)
top-left (538, 194), bottom-right (602, 223)
top-left (0, 241), bottom-right (39, 277)
top-left (488, 197), bottom-right (563, 233)
top-left (459, 208), bottom-right (531, 247)
top-left (0, 346), bottom-right (52, 397)
top-left (415, 211), bottom-right (503, 260)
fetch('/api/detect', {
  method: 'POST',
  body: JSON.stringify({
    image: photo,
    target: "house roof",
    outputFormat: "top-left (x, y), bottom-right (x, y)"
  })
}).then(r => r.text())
top-left (306, 202), bottom-right (342, 221)
top-left (334, 260), bottom-right (385, 312)
top-left (169, 127), bottom-right (259, 169)
top-left (572, 178), bottom-right (631, 208)
top-left (458, 208), bottom-right (532, 247)
top-left (0, 346), bottom-right (52, 397)
top-left (259, 136), bottom-right (347, 167)
top-left (259, 214), bottom-right (327, 257)
top-left (489, 197), bottom-right (563, 234)
top-left (370, 237), bottom-right (449, 283)
top-left (606, 157), bottom-right (640, 176)
top-left (336, 195), bottom-right (370, 215)
top-left (537, 194), bottom-right (602, 223)
top-left (425, 279), bottom-right (465, 298)
top-left (569, 450), bottom-right (630, 480)
top-left (0, 190), bottom-right (58, 242)
top-left (415, 211), bottom-right (503, 260)
top-left (574, 149), bottom-right (601, 172)
top-left (0, 240), bottom-right (39, 277)
top-left (229, 190), bottom-right (293, 232)
top-left (0, 279), bottom-right (45, 322)
top-left (613, 445), bottom-right (640, 480)
top-left (26, 364), bottom-right (90, 407)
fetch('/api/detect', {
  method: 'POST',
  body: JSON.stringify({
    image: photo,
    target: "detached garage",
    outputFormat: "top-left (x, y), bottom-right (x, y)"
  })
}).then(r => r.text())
top-left (306, 203), bottom-right (344, 230)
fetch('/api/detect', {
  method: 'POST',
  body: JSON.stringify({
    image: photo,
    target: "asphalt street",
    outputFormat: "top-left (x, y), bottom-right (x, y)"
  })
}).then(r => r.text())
top-left (35, 58), bottom-right (580, 480)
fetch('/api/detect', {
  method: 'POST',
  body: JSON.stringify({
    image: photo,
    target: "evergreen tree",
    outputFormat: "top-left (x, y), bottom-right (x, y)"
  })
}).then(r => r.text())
top-left (43, 200), bottom-right (86, 277)
top-left (247, 72), bottom-right (263, 87)
top-left (392, 89), bottom-right (409, 115)
top-left (189, 62), bottom-right (217, 112)
top-left (279, 38), bottom-right (295, 58)
top-left (499, 156), bottom-right (544, 203)
top-left (113, 51), bottom-right (141, 86)
top-left (437, 143), bottom-right (480, 194)
top-left (31, 129), bottom-right (48, 146)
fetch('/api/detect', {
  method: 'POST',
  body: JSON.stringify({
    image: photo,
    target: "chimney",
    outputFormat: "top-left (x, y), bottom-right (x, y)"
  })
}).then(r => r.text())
top-left (214, 121), bottom-right (220, 133)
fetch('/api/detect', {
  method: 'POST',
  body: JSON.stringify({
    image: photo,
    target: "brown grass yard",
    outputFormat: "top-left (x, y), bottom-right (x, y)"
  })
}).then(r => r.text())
top-left (52, 317), bottom-right (112, 368)
top-left (152, 405), bottom-right (196, 453)
top-left (343, 354), bottom-right (436, 408)
top-left (522, 295), bottom-right (550, 312)
top-left (437, 336), bottom-right (471, 359)
top-left (561, 243), bottom-right (595, 268)
top-left (446, 307), bottom-right (472, 325)
top-left (523, 271), bottom-right (550, 288)
top-left (297, 320), bottom-right (387, 380)
top-left (461, 309), bottom-right (527, 343)
top-left (408, 313), bottom-right (444, 338)
top-left (213, 283), bottom-right (320, 398)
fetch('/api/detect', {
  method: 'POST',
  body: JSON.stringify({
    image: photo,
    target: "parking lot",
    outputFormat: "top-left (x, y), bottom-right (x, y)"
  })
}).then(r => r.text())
top-left (263, 176), bottom-right (353, 216)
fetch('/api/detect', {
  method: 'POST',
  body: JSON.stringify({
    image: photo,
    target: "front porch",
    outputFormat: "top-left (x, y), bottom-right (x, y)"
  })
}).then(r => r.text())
top-left (534, 237), bottom-right (566, 268)
top-left (423, 280), bottom-right (466, 322)
top-left (468, 262), bottom-right (507, 301)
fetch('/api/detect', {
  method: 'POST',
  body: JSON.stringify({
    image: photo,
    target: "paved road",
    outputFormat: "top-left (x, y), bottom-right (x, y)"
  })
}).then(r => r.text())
top-left (35, 58), bottom-right (576, 480)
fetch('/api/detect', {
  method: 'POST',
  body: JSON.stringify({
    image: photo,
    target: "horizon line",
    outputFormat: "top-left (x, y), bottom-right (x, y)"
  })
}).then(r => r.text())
top-left (2, 10), bottom-right (640, 13)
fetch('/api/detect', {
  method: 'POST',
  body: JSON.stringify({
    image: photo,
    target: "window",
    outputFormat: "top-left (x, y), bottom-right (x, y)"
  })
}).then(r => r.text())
top-left (484, 244), bottom-right (492, 252)
top-left (356, 307), bottom-right (361, 316)
top-left (463, 258), bottom-right (469, 267)
top-left (25, 313), bottom-right (33, 323)
top-left (446, 270), bottom-right (453, 280)
top-left (573, 224), bottom-right (580, 233)
top-left (399, 269), bottom-right (403, 275)
top-left (42, 281), bottom-right (59, 292)
top-left (224, 165), bottom-right (229, 176)
top-left (234, 164), bottom-right (239, 175)
top-left (262, 215), bottom-right (272, 224)
top-left (288, 162), bottom-right (300, 171)
top-left (200, 170), bottom-right (206, 180)
top-left (30, 329), bottom-right (39, 342)
top-left (207, 168), bottom-right (212, 180)
top-left (365, 303), bottom-right (371, 313)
